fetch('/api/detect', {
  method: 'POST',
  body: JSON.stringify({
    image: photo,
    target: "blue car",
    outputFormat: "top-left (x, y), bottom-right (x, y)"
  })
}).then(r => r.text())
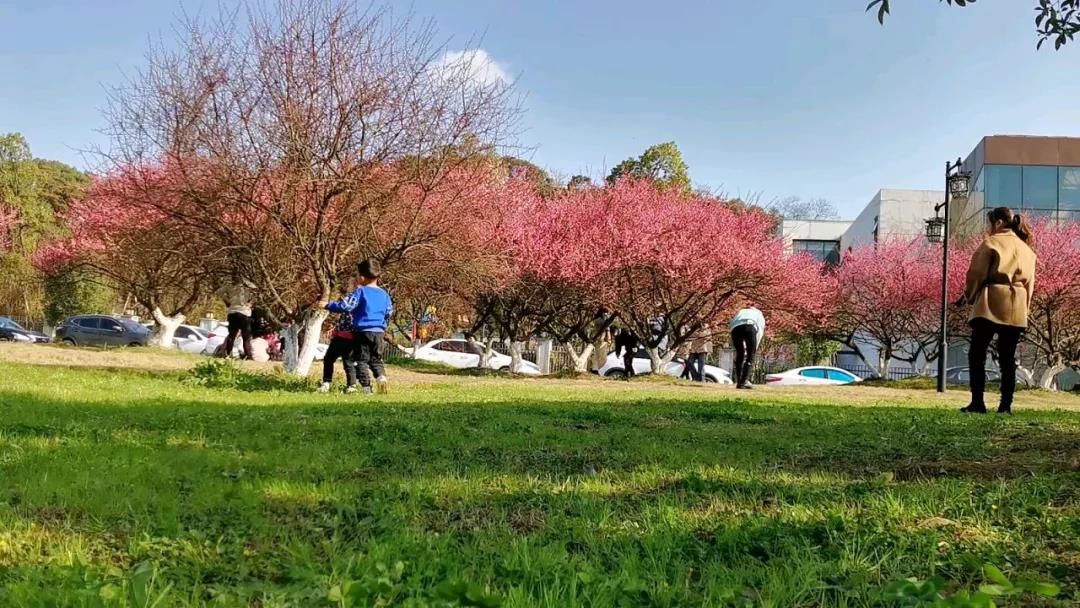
top-left (54, 315), bottom-right (151, 347)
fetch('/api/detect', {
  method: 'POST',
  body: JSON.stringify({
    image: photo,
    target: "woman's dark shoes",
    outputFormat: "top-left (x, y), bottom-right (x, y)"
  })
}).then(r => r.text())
top-left (960, 405), bottom-right (988, 414)
top-left (997, 406), bottom-right (1013, 415)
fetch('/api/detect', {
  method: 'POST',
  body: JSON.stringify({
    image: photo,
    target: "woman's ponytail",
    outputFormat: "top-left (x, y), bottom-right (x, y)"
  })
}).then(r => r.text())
top-left (1012, 213), bottom-right (1034, 245)
top-left (987, 206), bottom-right (1035, 245)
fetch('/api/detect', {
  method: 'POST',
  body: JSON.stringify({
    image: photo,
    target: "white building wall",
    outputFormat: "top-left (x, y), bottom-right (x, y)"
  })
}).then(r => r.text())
top-left (840, 189), bottom-right (943, 251)
top-left (878, 189), bottom-right (941, 244)
top-left (840, 192), bottom-right (882, 251)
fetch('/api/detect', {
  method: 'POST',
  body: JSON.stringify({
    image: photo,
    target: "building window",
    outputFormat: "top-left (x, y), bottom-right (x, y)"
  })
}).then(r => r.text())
top-left (1022, 166), bottom-right (1058, 211)
top-left (1060, 167), bottom-right (1080, 211)
top-left (985, 165), bottom-right (1023, 207)
top-left (792, 239), bottom-right (840, 265)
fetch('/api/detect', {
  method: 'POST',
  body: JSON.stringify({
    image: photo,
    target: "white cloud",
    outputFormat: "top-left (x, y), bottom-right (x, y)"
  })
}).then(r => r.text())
top-left (432, 49), bottom-right (511, 88)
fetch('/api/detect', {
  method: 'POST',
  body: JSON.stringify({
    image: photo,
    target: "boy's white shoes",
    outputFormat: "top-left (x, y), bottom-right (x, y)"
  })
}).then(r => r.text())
top-left (316, 382), bottom-right (331, 393)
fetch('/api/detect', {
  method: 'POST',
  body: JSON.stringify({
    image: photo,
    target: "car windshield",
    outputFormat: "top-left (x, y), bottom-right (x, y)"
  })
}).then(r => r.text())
top-left (121, 319), bottom-right (147, 332)
top-left (0, 318), bottom-right (23, 330)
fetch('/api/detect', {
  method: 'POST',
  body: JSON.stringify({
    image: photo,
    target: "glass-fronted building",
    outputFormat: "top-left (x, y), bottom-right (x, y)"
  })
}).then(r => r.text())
top-left (953, 136), bottom-right (1080, 235)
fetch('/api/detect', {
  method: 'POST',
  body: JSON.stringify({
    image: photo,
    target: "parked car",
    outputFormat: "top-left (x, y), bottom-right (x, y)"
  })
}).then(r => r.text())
top-left (940, 366), bottom-right (1029, 386)
top-left (408, 339), bottom-right (542, 375)
top-left (595, 350), bottom-right (734, 384)
top-left (172, 325), bottom-right (210, 354)
top-left (54, 315), bottom-right (151, 347)
top-left (765, 366), bottom-right (862, 386)
top-left (0, 316), bottom-right (50, 343)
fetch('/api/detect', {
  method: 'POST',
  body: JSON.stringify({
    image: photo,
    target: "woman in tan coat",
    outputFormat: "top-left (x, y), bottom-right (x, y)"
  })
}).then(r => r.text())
top-left (960, 207), bottom-right (1036, 415)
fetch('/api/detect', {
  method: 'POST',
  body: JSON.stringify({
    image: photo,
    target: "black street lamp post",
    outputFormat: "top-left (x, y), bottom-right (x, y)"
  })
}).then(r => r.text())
top-left (925, 158), bottom-right (971, 393)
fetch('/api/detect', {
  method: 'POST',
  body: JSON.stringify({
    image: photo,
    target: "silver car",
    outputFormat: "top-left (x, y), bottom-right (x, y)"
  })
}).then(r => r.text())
top-left (54, 315), bottom-right (151, 347)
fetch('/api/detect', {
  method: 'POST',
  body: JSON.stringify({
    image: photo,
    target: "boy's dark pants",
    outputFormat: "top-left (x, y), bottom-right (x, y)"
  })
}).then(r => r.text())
top-left (322, 337), bottom-right (357, 386)
top-left (351, 330), bottom-right (386, 388)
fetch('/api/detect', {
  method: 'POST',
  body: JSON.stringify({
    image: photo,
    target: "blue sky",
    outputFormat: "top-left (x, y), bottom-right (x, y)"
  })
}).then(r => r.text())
top-left (2, 0), bottom-right (1078, 216)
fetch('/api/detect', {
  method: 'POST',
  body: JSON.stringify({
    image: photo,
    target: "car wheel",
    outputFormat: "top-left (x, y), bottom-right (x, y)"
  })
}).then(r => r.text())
top-left (704, 375), bottom-right (718, 383)
top-left (128, 342), bottom-right (143, 347)
top-left (604, 369), bottom-right (627, 379)
top-left (62, 338), bottom-right (77, 346)
top-left (0, 337), bottom-right (10, 342)
top-left (498, 366), bottom-right (511, 373)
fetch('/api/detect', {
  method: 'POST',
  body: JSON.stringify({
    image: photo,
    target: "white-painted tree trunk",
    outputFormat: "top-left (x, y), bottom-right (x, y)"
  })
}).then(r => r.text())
top-left (1017, 365), bottom-right (1035, 388)
top-left (566, 343), bottom-right (594, 374)
top-left (150, 308), bottom-right (184, 349)
top-left (411, 338), bottom-right (422, 358)
top-left (1038, 363), bottom-right (1066, 391)
top-left (283, 310), bottom-right (328, 377)
top-left (509, 341), bottom-right (524, 373)
top-left (467, 336), bottom-right (495, 369)
top-left (646, 347), bottom-right (661, 374)
top-left (876, 347), bottom-right (892, 379)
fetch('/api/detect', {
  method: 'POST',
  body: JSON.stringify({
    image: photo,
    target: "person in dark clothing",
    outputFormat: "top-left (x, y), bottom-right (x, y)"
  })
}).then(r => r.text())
top-left (217, 278), bottom-right (256, 360)
top-left (729, 307), bottom-right (765, 389)
top-left (614, 327), bottom-right (640, 379)
top-left (961, 207), bottom-right (1036, 414)
top-left (687, 325), bottom-right (712, 382)
top-left (317, 314), bottom-right (358, 393)
top-left (320, 259), bottom-right (394, 395)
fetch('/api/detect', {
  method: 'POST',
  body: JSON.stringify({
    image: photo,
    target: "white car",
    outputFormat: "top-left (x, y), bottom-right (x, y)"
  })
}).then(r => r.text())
top-left (409, 339), bottom-right (542, 375)
top-left (764, 366), bottom-right (862, 386)
top-left (172, 325), bottom-right (210, 354)
top-left (595, 350), bottom-right (733, 384)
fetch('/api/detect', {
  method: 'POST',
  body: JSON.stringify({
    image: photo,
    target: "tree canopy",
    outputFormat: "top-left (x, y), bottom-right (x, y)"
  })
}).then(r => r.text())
top-left (606, 142), bottom-right (691, 193)
top-left (868, 0), bottom-right (1080, 49)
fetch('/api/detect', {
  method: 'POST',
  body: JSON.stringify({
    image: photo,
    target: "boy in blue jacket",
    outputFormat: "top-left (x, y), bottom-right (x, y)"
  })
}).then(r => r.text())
top-left (321, 259), bottom-right (394, 394)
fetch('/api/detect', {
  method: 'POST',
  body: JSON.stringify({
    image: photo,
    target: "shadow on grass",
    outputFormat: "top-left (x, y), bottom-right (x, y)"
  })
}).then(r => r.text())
top-left (3, 387), bottom-right (1080, 482)
top-left (3, 383), bottom-right (1080, 605)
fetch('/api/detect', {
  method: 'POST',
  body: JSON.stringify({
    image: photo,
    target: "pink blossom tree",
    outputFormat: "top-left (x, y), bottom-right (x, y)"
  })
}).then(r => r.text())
top-left (1025, 221), bottom-right (1080, 388)
top-left (98, 0), bottom-right (520, 376)
top-left (834, 239), bottom-right (968, 377)
top-left (34, 167), bottom-right (214, 347)
top-left (539, 179), bottom-right (828, 372)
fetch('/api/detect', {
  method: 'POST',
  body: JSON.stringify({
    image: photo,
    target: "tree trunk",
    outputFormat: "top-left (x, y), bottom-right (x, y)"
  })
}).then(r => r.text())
top-left (509, 341), bottom-right (524, 373)
top-left (877, 345), bottom-right (891, 379)
top-left (150, 308), bottom-right (184, 349)
top-left (1039, 363), bottom-right (1067, 391)
top-left (590, 337), bottom-right (612, 371)
top-left (282, 324), bottom-right (300, 371)
top-left (283, 310), bottom-right (328, 377)
top-left (566, 343), bottom-right (594, 374)
top-left (411, 337), bottom-right (422, 358)
top-left (647, 347), bottom-right (663, 374)
top-left (1017, 365), bottom-right (1035, 388)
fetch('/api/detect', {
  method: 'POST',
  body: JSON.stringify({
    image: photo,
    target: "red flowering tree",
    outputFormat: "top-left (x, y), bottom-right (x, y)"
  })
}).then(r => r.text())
top-left (833, 239), bottom-right (968, 376)
top-left (530, 180), bottom-right (828, 372)
top-left (501, 186), bottom-right (619, 372)
top-left (1025, 221), bottom-right (1080, 388)
top-left (34, 167), bottom-right (214, 347)
top-left (99, 0), bottom-right (519, 375)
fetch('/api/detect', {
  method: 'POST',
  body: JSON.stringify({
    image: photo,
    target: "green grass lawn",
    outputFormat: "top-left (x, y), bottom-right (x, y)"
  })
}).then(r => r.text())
top-left (1, 349), bottom-right (1079, 607)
